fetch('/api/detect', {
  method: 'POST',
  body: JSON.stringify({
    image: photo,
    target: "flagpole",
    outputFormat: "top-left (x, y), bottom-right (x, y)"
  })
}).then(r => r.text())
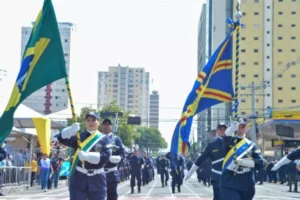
top-left (65, 77), bottom-right (84, 168)
top-left (233, 0), bottom-right (242, 166)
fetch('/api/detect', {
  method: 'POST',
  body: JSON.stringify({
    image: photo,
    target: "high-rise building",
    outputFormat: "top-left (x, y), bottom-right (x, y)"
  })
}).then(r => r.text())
top-left (197, 1), bottom-right (233, 149)
top-left (98, 64), bottom-right (150, 126)
top-left (149, 90), bottom-right (159, 129)
top-left (234, 0), bottom-right (300, 116)
top-left (20, 22), bottom-right (76, 115)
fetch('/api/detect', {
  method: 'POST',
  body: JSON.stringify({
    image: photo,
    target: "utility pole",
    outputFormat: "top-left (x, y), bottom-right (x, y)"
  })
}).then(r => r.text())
top-left (240, 81), bottom-right (269, 145)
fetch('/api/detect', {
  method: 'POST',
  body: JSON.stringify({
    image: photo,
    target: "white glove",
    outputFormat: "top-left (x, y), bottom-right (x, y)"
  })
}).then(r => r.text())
top-left (236, 158), bottom-right (255, 168)
top-left (109, 155), bottom-right (121, 164)
top-left (61, 123), bottom-right (80, 139)
top-left (225, 121), bottom-right (239, 136)
top-left (78, 151), bottom-right (100, 164)
top-left (272, 156), bottom-right (291, 171)
top-left (184, 164), bottom-right (199, 182)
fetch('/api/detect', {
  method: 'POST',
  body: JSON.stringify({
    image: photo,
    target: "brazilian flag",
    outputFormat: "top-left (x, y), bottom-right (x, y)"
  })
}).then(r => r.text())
top-left (0, 0), bottom-right (67, 143)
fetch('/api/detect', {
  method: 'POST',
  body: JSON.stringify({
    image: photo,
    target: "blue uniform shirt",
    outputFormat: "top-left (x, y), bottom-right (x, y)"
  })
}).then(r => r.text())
top-left (128, 154), bottom-right (144, 173)
top-left (104, 133), bottom-right (125, 182)
top-left (195, 137), bottom-right (225, 181)
top-left (57, 131), bottom-right (112, 170)
top-left (287, 147), bottom-right (300, 161)
top-left (220, 136), bottom-right (264, 191)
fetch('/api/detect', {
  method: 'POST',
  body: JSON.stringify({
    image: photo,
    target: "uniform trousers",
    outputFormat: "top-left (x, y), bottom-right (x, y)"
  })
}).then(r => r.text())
top-left (220, 186), bottom-right (255, 200)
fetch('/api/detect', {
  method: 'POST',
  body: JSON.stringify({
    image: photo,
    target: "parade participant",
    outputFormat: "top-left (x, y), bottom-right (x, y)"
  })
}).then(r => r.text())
top-left (220, 118), bottom-right (264, 200)
top-left (166, 152), bottom-right (184, 193)
top-left (128, 149), bottom-right (144, 194)
top-left (102, 118), bottom-right (125, 200)
top-left (142, 152), bottom-right (152, 185)
top-left (57, 112), bottom-right (112, 200)
top-left (272, 146), bottom-right (300, 171)
top-left (184, 123), bottom-right (228, 200)
top-left (159, 153), bottom-right (170, 187)
top-left (0, 143), bottom-right (7, 196)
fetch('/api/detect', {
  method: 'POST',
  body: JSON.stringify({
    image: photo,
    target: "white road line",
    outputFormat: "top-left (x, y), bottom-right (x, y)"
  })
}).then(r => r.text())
top-left (119, 190), bottom-right (131, 199)
top-left (183, 184), bottom-right (203, 199)
top-left (117, 181), bottom-right (130, 189)
top-left (255, 196), bottom-right (297, 199)
top-left (168, 186), bottom-right (175, 198)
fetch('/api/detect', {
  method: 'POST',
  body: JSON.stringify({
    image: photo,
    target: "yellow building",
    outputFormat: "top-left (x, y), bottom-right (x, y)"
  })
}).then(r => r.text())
top-left (233, 0), bottom-right (300, 117)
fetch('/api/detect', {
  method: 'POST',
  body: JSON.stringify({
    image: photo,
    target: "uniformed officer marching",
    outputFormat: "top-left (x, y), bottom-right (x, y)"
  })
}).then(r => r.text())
top-left (142, 152), bottom-right (152, 185)
top-left (166, 152), bottom-right (184, 193)
top-left (102, 118), bottom-right (125, 200)
top-left (128, 149), bottom-right (144, 194)
top-left (184, 123), bottom-right (228, 200)
top-left (272, 146), bottom-right (300, 171)
top-left (220, 118), bottom-right (264, 200)
top-left (0, 143), bottom-right (7, 196)
top-left (57, 112), bottom-right (112, 200)
top-left (159, 153), bottom-right (170, 187)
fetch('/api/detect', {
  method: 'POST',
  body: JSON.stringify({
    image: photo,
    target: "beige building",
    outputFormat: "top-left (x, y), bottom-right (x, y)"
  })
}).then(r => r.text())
top-left (233, 0), bottom-right (300, 117)
top-left (98, 64), bottom-right (150, 126)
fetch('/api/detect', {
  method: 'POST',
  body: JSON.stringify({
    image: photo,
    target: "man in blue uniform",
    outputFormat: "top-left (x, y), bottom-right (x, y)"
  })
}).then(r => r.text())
top-left (272, 146), bottom-right (300, 171)
top-left (159, 153), bottom-right (170, 187)
top-left (220, 118), bottom-right (264, 200)
top-left (0, 143), bottom-right (7, 196)
top-left (57, 112), bottom-right (112, 200)
top-left (102, 118), bottom-right (125, 200)
top-left (184, 123), bottom-right (228, 200)
top-left (128, 149), bottom-right (144, 194)
top-left (166, 152), bottom-right (184, 193)
top-left (142, 152), bottom-right (152, 185)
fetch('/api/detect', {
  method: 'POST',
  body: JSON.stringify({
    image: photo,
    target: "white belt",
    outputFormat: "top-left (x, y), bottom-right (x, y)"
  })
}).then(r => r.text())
top-left (76, 166), bottom-right (104, 176)
top-left (104, 166), bottom-right (118, 173)
top-left (212, 168), bottom-right (222, 175)
top-left (212, 158), bottom-right (224, 165)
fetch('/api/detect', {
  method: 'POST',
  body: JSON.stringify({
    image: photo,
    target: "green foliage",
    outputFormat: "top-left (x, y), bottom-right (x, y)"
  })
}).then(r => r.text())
top-left (135, 127), bottom-right (168, 152)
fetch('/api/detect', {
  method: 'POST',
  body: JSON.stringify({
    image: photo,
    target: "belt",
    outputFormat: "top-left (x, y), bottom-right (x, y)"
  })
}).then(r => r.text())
top-left (76, 166), bottom-right (104, 176)
top-left (212, 168), bottom-right (222, 175)
top-left (104, 166), bottom-right (118, 173)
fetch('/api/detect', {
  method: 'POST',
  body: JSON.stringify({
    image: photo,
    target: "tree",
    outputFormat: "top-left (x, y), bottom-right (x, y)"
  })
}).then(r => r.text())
top-left (135, 127), bottom-right (168, 152)
top-left (67, 101), bottom-right (140, 147)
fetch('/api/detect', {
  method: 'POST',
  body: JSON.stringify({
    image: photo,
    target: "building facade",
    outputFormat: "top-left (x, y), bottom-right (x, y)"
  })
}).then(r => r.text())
top-left (98, 64), bottom-right (150, 126)
top-left (21, 22), bottom-right (76, 115)
top-left (149, 90), bottom-right (159, 129)
top-left (234, 0), bottom-right (300, 117)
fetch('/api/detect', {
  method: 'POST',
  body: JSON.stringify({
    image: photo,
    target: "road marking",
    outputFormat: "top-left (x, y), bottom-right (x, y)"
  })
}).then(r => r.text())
top-left (183, 184), bottom-right (203, 199)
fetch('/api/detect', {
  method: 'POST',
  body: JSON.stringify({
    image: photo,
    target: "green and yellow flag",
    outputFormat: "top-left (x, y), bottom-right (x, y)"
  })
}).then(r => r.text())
top-left (0, 0), bottom-right (67, 143)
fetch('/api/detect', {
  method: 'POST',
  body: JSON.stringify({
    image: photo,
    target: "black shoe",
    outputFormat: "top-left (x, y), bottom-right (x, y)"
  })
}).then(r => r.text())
top-left (162, 184), bottom-right (164, 187)
top-left (138, 187), bottom-right (141, 193)
top-left (165, 182), bottom-right (168, 186)
top-left (0, 193), bottom-right (4, 196)
top-left (131, 187), bottom-right (134, 194)
top-left (177, 186), bottom-right (181, 193)
top-left (172, 187), bottom-right (175, 193)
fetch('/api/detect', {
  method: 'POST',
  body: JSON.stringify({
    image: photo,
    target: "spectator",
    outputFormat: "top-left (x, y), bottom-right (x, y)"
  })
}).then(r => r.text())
top-left (51, 151), bottom-right (65, 189)
top-left (38, 153), bottom-right (53, 192)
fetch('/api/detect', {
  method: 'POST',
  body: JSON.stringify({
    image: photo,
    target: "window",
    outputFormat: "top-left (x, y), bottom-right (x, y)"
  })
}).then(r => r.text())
top-left (241, 62), bottom-right (246, 65)
top-left (292, 100), bottom-right (296, 103)
top-left (278, 87), bottom-right (282, 90)
top-left (254, 12), bottom-right (259, 15)
top-left (241, 37), bottom-right (246, 40)
top-left (278, 74), bottom-right (282, 78)
top-left (291, 74), bottom-right (296, 78)
top-left (278, 61), bottom-right (283, 65)
top-left (291, 87), bottom-right (296, 90)
top-left (64, 39), bottom-right (68, 42)
top-left (267, 56), bottom-right (270, 59)
top-left (267, 6), bottom-right (270, 9)
top-left (278, 0), bottom-right (283, 2)
top-left (241, 74), bottom-right (246, 78)
top-left (267, 68), bottom-right (270, 71)
top-left (254, 74), bottom-right (259, 78)
top-left (291, 49), bottom-right (296, 52)
top-left (278, 99), bottom-right (283, 103)
top-left (254, 49), bottom-right (259, 53)
top-left (291, 24), bottom-right (296, 27)
top-left (267, 43), bottom-right (270, 47)
top-left (267, 94), bottom-right (270, 97)
top-left (242, 12), bottom-right (246, 16)
top-left (291, 11), bottom-right (296, 15)
top-left (241, 99), bottom-right (246, 102)
top-left (278, 49), bottom-right (283, 52)
top-left (278, 36), bottom-right (283, 40)
top-left (64, 53), bottom-right (68, 57)
top-left (267, 19), bottom-right (270, 22)
top-left (255, 0), bottom-right (259, 2)
top-left (256, 99), bottom-right (259, 103)
top-left (291, 36), bottom-right (296, 40)
top-left (241, 112), bottom-right (246, 115)
top-left (254, 37), bottom-right (258, 40)
top-left (278, 12), bottom-right (283, 15)
top-left (267, 31), bottom-right (270, 34)
top-left (254, 62), bottom-right (259, 65)
top-left (241, 49), bottom-right (246, 53)
top-left (278, 24), bottom-right (283, 27)
top-left (267, 81), bottom-right (270, 84)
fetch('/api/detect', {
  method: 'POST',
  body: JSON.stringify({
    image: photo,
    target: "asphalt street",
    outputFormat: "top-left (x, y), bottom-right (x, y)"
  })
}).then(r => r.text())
top-left (0, 174), bottom-right (299, 200)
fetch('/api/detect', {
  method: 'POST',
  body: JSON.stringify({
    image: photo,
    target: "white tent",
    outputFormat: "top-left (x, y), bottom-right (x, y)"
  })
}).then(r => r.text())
top-left (0, 100), bottom-right (65, 129)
